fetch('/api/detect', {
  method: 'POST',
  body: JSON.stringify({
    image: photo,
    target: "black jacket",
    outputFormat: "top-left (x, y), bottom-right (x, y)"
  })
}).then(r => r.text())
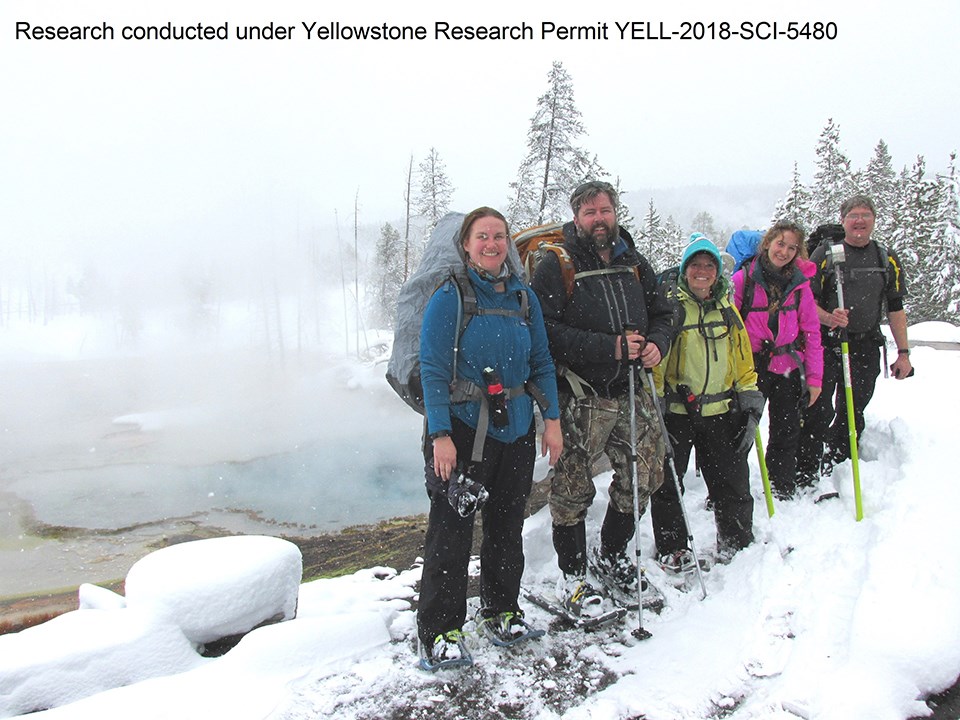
top-left (530, 222), bottom-right (677, 398)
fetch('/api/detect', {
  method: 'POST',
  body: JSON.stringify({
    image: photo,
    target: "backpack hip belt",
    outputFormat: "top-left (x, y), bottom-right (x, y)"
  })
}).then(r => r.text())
top-left (449, 379), bottom-right (547, 462)
top-left (664, 387), bottom-right (734, 413)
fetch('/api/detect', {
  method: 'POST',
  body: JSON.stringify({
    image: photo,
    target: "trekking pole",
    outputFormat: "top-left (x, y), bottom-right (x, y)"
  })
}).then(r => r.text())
top-left (754, 428), bottom-right (775, 518)
top-left (828, 242), bottom-right (864, 521)
top-left (645, 369), bottom-right (708, 600)
top-left (627, 362), bottom-right (652, 640)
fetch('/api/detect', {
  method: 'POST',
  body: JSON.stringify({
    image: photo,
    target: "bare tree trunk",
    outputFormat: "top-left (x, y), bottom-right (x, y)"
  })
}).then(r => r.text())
top-left (354, 190), bottom-right (362, 358)
top-left (538, 92), bottom-right (559, 224)
top-left (274, 278), bottom-right (286, 368)
top-left (404, 155), bottom-right (413, 281)
top-left (336, 210), bottom-right (349, 356)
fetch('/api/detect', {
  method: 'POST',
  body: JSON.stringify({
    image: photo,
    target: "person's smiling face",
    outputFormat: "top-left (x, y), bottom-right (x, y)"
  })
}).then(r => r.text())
top-left (842, 206), bottom-right (875, 247)
top-left (685, 253), bottom-right (718, 299)
top-left (573, 192), bottom-right (618, 249)
top-left (463, 216), bottom-right (509, 275)
top-left (766, 230), bottom-right (801, 269)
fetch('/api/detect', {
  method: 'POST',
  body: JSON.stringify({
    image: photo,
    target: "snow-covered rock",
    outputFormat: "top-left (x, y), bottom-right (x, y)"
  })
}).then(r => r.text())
top-left (77, 582), bottom-right (126, 611)
top-left (124, 535), bottom-right (302, 644)
top-left (0, 607), bottom-right (203, 718)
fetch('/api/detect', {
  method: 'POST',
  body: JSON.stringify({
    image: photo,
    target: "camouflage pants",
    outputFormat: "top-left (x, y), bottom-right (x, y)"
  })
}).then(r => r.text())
top-left (549, 384), bottom-right (666, 526)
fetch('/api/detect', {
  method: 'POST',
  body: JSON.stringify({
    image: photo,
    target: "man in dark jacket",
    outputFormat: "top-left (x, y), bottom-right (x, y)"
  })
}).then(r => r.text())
top-left (530, 180), bottom-right (677, 613)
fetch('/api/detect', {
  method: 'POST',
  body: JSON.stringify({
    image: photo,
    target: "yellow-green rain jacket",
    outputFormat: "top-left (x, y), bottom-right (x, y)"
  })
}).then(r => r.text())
top-left (654, 276), bottom-right (758, 416)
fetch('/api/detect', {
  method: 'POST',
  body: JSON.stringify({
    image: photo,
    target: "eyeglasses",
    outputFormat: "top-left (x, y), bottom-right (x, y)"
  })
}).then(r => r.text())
top-left (845, 212), bottom-right (874, 221)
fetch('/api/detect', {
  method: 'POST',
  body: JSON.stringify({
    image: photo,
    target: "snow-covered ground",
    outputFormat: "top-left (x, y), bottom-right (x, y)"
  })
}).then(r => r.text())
top-left (2, 322), bottom-right (960, 720)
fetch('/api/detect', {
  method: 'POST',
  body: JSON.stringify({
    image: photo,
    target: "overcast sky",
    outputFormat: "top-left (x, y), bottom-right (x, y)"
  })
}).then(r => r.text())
top-left (2, 0), bottom-right (957, 268)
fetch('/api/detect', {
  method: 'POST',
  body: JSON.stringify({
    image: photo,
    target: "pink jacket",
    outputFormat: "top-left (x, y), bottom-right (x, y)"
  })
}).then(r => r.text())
top-left (732, 257), bottom-right (823, 388)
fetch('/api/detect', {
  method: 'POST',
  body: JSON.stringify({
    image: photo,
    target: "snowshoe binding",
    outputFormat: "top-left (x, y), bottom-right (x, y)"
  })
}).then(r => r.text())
top-left (475, 609), bottom-right (545, 647)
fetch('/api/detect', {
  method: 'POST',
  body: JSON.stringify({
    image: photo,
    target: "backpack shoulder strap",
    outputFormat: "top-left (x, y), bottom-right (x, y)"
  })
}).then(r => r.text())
top-left (875, 241), bottom-right (891, 282)
top-left (739, 258), bottom-right (775, 323)
top-left (720, 303), bottom-right (744, 332)
top-left (446, 271), bottom-right (474, 385)
top-left (738, 260), bottom-right (756, 323)
top-left (542, 243), bottom-right (576, 298)
top-left (449, 270), bottom-right (476, 332)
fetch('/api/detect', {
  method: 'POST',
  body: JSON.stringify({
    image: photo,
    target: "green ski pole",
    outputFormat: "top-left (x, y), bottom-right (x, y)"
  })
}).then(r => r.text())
top-left (827, 242), bottom-right (863, 521)
top-left (755, 428), bottom-right (774, 517)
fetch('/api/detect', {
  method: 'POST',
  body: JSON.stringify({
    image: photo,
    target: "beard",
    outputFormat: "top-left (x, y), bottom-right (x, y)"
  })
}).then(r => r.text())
top-left (576, 218), bottom-right (618, 251)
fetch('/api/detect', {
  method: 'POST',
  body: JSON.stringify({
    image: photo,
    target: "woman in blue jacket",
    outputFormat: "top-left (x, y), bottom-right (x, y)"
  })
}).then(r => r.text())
top-left (417, 207), bottom-right (563, 670)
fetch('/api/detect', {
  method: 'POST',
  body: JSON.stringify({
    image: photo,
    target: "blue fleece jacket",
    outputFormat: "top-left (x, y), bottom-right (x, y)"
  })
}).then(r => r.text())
top-left (419, 267), bottom-right (560, 443)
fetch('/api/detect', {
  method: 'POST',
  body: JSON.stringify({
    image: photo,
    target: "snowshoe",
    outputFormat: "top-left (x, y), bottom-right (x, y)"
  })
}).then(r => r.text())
top-left (614, 579), bottom-right (667, 615)
top-left (417, 630), bottom-right (473, 672)
top-left (588, 548), bottom-right (664, 611)
top-left (657, 549), bottom-right (711, 575)
top-left (588, 547), bottom-right (639, 596)
top-left (475, 609), bottom-right (545, 647)
top-left (522, 588), bottom-right (626, 630)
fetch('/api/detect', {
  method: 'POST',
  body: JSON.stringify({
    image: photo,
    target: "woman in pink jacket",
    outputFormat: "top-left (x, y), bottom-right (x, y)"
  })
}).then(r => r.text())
top-left (732, 221), bottom-right (823, 500)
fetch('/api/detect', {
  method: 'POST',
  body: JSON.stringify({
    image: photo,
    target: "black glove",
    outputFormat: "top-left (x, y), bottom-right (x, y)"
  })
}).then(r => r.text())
top-left (736, 415), bottom-right (759, 455)
top-left (447, 471), bottom-right (489, 518)
top-left (735, 390), bottom-right (764, 456)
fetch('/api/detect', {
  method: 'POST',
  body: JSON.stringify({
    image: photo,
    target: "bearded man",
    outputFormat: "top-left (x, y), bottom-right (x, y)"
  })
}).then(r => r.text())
top-left (530, 181), bottom-right (676, 614)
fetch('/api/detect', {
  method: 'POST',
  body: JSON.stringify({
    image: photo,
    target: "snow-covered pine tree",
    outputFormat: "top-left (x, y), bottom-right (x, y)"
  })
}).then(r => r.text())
top-left (638, 199), bottom-right (675, 274)
top-left (638, 199), bottom-right (662, 261)
top-left (507, 61), bottom-right (606, 228)
top-left (772, 162), bottom-right (816, 233)
top-left (416, 148), bottom-right (455, 232)
top-left (861, 140), bottom-right (898, 244)
top-left (893, 156), bottom-right (941, 322)
top-left (661, 215), bottom-right (686, 273)
top-left (613, 176), bottom-right (637, 237)
top-left (810, 118), bottom-right (856, 226)
top-left (934, 152), bottom-right (960, 320)
top-left (370, 222), bottom-right (404, 329)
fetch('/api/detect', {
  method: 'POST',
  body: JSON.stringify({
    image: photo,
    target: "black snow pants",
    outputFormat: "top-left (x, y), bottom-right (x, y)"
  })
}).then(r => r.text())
top-left (651, 410), bottom-right (754, 558)
top-left (417, 416), bottom-right (535, 647)
top-left (798, 334), bottom-right (881, 477)
top-left (756, 367), bottom-right (805, 499)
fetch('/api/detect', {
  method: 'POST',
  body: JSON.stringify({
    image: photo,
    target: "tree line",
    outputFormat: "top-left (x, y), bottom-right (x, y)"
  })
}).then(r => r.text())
top-left (374, 62), bottom-right (959, 328)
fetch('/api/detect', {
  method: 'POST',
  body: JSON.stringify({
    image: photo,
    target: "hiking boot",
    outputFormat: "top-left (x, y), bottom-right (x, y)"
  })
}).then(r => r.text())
top-left (658, 549), bottom-right (699, 574)
top-left (555, 573), bottom-right (604, 617)
top-left (589, 546), bottom-right (646, 597)
top-left (419, 630), bottom-right (472, 671)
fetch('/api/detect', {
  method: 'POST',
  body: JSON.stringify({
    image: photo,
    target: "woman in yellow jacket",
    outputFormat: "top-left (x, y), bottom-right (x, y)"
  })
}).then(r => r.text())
top-left (652, 237), bottom-right (762, 569)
